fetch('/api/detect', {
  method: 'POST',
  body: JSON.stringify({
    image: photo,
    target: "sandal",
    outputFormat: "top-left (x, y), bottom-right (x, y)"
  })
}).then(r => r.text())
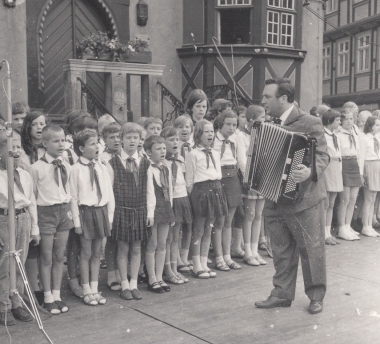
top-left (177, 264), bottom-right (190, 273)
top-left (148, 282), bottom-right (164, 294)
top-left (43, 302), bottom-right (61, 315)
top-left (227, 261), bottom-right (241, 270)
top-left (258, 242), bottom-right (268, 251)
top-left (244, 256), bottom-right (260, 266)
top-left (158, 281), bottom-right (171, 292)
top-left (83, 294), bottom-right (98, 306)
top-left (191, 270), bottom-right (210, 279)
top-left (215, 261), bottom-right (230, 272)
top-left (231, 250), bottom-right (245, 259)
top-left (164, 273), bottom-right (184, 285)
top-left (206, 269), bottom-right (217, 278)
top-left (108, 281), bottom-right (121, 291)
top-left (255, 255), bottom-right (267, 265)
top-left (55, 300), bottom-right (69, 313)
top-left (175, 271), bottom-right (189, 283)
top-left (93, 293), bottom-right (107, 305)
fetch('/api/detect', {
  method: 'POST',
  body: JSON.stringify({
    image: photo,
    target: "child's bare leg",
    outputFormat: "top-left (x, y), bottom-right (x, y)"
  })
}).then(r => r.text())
top-left (222, 206), bottom-right (238, 267)
top-left (79, 237), bottom-right (92, 295)
top-left (180, 222), bottom-right (192, 266)
top-left (156, 224), bottom-right (170, 283)
top-left (200, 218), bottom-right (215, 271)
top-left (90, 239), bottom-right (102, 294)
top-left (67, 228), bottom-right (82, 295)
top-left (39, 234), bottom-right (54, 300)
top-left (170, 223), bottom-right (181, 273)
top-left (129, 241), bottom-right (142, 290)
top-left (251, 200), bottom-right (265, 261)
top-left (146, 225), bottom-right (158, 285)
top-left (191, 217), bottom-right (206, 272)
top-left (164, 225), bottom-right (175, 276)
top-left (117, 241), bottom-right (130, 291)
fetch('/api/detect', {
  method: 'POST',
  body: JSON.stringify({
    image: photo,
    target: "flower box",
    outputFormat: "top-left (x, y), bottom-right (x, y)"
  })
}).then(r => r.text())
top-left (118, 51), bottom-right (152, 64)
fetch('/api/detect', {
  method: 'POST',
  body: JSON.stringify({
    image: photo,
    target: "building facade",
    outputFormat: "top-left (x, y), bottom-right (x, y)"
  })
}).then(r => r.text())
top-left (323, 0), bottom-right (380, 110)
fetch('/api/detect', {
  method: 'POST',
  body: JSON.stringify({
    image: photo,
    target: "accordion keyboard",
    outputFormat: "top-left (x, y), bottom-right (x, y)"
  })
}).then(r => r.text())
top-left (284, 148), bottom-right (306, 193)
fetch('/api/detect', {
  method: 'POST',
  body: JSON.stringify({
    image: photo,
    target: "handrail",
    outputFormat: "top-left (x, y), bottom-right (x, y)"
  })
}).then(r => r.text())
top-left (77, 77), bottom-right (120, 125)
top-left (204, 84), bottom-right (254, 108)
top-left (157, 81), bottom-right (185, 125)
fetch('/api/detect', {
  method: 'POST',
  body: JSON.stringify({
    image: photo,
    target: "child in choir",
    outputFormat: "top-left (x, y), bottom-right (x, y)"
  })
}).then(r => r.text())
top-left (144, 117), bottom-right (163, 138)
top-left (97, 114), bottom-right (117, 154)
top-left (209, 99), bottom-right (232, 122)
top-left (100, 123), bottom-right (121, 162)
top-left (0, 133), bottom-right (39, 326)
top-left (162, 127), bottom-right (192, 284)
top-left (99, 124), bottom-right (121, 290)
top-left (138, 128), bottom-right (148, 158)
top-left (185, 89), bottom-right (209, 126)
top-left (322, 109), bottom-right (343, 245)
top-left (235, 106), bottom-right (247, 135)
top-left (336, 111), bottom-right (362, 241)
top-left (361, 116), bottom-right (380, 237)
top-left (12, 102), bottom-right (30, 141)
top-left (108, 123), bottom-right (150, 300)
top-left (137, 116), bottom-right (148, 127)
top-left (145, 135), bottom-right (175, 292)
top-left (173, 115), bottom-right (194, 271)
top-left (212, 111), bottom-right (246, 271)
top-left (69, 130), bottom-right (115, 305)
top-left (185, 119), bottom-right (228, 279)
top-left (63, 110), bottom-right (85, 149)
top-left (32, 125), bottom-right (73, 314)
top-left (238, 105), bottom-right (267, 266)
top-left (19, 111), bottom-right (47, 304)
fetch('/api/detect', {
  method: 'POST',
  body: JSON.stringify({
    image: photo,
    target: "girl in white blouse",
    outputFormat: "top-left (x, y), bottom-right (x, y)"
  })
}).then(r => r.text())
top-left (336, 111), bottom-right (362, 241)
top-left (322, 109), bottom-right (343, 245)
top-left (360, 116), bottom-right (380, 237)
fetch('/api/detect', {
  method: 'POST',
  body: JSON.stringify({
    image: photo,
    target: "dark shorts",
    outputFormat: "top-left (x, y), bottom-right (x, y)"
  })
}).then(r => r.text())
top-left (38, 203), bottom-right (74, 235)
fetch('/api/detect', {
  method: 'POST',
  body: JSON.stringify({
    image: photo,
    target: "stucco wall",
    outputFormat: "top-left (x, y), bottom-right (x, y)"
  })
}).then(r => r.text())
top-left (128, 0), bottom-right (183, 118)
top-left (0, 3), bottom-right (28, 119)
top-left (300, 0), bottom-right (323, 110)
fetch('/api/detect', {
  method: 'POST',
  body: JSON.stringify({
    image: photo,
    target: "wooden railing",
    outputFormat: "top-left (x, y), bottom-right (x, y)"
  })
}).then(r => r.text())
top-left (157, 81), bottom-right (186, 125)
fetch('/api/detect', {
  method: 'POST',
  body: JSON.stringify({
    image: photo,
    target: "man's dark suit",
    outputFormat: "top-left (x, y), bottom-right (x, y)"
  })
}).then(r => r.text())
top-left (264, 106), bottom-right (330, 302)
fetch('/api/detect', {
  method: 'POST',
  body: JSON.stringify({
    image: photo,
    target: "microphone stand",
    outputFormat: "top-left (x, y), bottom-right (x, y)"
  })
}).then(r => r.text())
top-left (1, 60), bottom-right (53, 344)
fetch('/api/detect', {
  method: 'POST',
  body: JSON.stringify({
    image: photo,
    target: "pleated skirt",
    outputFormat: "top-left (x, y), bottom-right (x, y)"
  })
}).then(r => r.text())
top-left (79, 205), bottom-right (111, 240)
top-left (173, 196), bottom-right (193, 225)
top-left (364, 160), bottom-right (380, 191)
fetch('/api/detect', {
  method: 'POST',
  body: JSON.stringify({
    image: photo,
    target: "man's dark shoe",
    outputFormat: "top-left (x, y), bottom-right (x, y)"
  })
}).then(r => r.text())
top-left (0, 310), bottom-right (16, 326)
top-left (12, 307), bottom-right (33, 322)
top-left (308, 301), bottom-right (323, 314)
top-left (255, 295), bottom-right (292, 309)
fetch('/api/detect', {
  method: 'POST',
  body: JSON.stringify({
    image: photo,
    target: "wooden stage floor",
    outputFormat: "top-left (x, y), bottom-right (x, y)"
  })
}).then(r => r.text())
top-left (1, 234), bottom-right (380, 344)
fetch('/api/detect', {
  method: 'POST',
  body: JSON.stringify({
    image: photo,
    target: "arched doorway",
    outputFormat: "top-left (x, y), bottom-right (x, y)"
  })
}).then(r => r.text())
top-left (27, 0), bottom-right (118, 115)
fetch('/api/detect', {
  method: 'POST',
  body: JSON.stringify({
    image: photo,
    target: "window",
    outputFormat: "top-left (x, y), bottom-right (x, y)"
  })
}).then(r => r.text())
top-left (267, 10), bottom-right (293, 46)
top-left (357, 34), bottom-right (371, 72)
top-left (326, 0), bottom-right (338, 13)
top-left (218, 0), bottom-right (251, 5)
top-left (219, 8), bottom-right (251, 44)
top-left (337, 41), bottom-right (349, 76)
top-left (322, 46), bottom-right (331, 79)
top-left (268, 0), bottom-right (294, 9)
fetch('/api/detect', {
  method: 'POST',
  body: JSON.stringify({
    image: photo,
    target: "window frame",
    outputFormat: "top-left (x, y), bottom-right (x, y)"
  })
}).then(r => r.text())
top-left (268, 0), bottom-right (294, 10)
top-left (267, 9), bottom-right (294, 47)
top-left (337, 40), bottom-right (350, 77)
top-left (322, 45), bottom-right (331, 80)
top-left (326, 0), bottom-right (338, 13)
top-left (356, 33), bottom-right (371, 73)
top-left (217, 0), bottom-right (252, 6)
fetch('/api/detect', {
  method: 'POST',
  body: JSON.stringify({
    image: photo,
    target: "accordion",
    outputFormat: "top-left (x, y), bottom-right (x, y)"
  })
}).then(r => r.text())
top-left (243, 122), bottom-right (316, 204)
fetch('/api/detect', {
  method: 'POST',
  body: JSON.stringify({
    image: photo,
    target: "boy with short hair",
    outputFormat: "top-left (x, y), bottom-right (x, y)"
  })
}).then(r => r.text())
top-left (32, 125), bottom-right (73, 315)
top-left (0, 133), bottom-right (39, 325)
top-left (144, 117), bottom-right (162, 138)
top-left (12, 102), bottom-right (30, 141)
top-left (100, 123), bottom-right (121, 162)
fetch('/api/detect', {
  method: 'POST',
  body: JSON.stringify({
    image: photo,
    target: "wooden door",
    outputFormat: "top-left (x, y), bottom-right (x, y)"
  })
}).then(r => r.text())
top-left (36, 0), bottom-right (114, 115)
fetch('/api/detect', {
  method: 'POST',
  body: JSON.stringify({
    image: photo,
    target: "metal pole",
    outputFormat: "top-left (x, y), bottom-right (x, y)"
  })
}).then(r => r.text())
top-left (3, 60), bottom-right (16, 296)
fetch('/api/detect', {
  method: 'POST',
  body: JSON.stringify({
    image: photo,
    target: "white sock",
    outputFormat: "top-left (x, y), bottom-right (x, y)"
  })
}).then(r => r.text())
top-left (325, 226), bottom-right (332, 239)
top-left (52, 289), bottom-right (61, 302)
top-left (44, 291), bottom-right (54, 303)
top-left (90, 281), bottom-right (98, 294)
top-left (121, 280), bottom-right (130, 291)
top-left (223, 254), bottom-right (232, 263)
top-left (180, 249), bottom-right (189, 263)
top-left (130, 279), bottom-right (138, 290)
top-left (82, 283), bottom-right (92, 296)
top-left (192, 255), bottom-right (202, 272)
top-left (200, 256), bottom-right (208, 271)
top-left (244, 243), bottom-right (252, 257)
top-left (108, 271), bottom-right (117, 284)
top-left (215, 256), bottom-right (224, 264)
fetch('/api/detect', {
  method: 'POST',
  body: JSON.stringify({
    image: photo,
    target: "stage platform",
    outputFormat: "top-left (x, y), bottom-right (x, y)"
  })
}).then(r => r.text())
top-left (1, 233), bottom-right (380, 344)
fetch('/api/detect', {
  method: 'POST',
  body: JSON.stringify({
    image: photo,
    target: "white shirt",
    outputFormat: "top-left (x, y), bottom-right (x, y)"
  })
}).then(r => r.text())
top-left (324, 128), bottom-right (342, 160)
top-left (0, 168), bottom-right (39, 236)
top-left (362, 133), bottom-right (380, 161)
top-left (32, 153), bottom-right (72, 205)
top-left (62, 148), bottom-right (79, 165)
top-left (279, 104), bottom-right (295, 125)
top-left (185, 146), bottom-right (222, 193)
top-left (146, 162), bottom-right (173, 218)
top-left (236, 127), bottom-right (251, 152)
top-left (163, 155), bottom-right (187, 199)
top-left (337, 126), bottom-right (364, 175)
top-left (179, 137), bottom-right (194, 160)
top-left (69, 157), bottom-right (115, 228)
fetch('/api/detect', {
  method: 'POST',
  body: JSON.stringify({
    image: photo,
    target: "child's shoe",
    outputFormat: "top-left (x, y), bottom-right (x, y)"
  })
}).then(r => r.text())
top-left (43, 302), bottom-right (61, 315)
top-left (131, 289), bottom-right (142, 300)
top-left (93, 293), bottom-right (107, 305)
top-left (55, 300), bottom-right (69, 313)
top-left (120, 289), bottom-right (133, 300)
top-left (83, 294), bottom-right (98, 306)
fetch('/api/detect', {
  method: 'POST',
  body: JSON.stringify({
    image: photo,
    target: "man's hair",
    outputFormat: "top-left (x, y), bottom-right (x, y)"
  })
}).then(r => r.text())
top-left (12, 102), bottom-right (30, 115)
top-left (160, 126), bottom-right (178, 139)
top-left (73, 129), bottom-right (98, 156)
top-left (120, 122), bottom-right (142, 139)
top-left (102, 123), bottom-right (120, 140)
top-left (41, 124), bottom-right (64, 141)
top-left (264, 78), bottom-right (295, 103)
top-left (321, 109), bottom-right (340, 126)
top-left (143, 135), bottom-right (165, 152)
top-left (173, 114), bottom-right (194, 132)
top-left (144, 117), bottom-right (162, 129)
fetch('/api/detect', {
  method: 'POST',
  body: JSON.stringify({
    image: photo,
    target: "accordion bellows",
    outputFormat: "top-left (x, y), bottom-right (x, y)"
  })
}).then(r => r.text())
top-left (243, 122), bottom-right (315, 204)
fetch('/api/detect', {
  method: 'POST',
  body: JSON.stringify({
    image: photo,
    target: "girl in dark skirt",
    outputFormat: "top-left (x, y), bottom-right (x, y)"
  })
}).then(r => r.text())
top-left (212, 110), bottom-right (246, 271)
top-left (145, 136), bottom-right (176, 293)
top-left (162, 127), bottom-right (193, 285)
top-left (70, 130), bottom-right (115, 306)
top-left (336, 110), bottom-right (362, 241)
top-left (185, 120), bottom-right (228, 279)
